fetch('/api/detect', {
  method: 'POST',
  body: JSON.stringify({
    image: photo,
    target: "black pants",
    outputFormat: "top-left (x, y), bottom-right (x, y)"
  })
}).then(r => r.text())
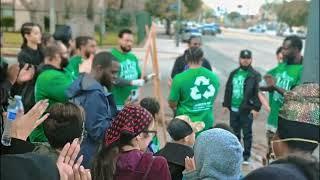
top-left (230, 110), bottom-right (253, 160)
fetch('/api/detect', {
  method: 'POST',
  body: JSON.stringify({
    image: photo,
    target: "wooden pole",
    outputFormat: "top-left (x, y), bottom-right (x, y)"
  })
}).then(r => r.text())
top-left (150, 24), bottom-right (167, 146)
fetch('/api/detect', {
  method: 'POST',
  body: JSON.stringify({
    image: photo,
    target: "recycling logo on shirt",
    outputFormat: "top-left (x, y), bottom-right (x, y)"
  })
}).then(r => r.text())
top-left (190, 76), bottom-right (215, 100)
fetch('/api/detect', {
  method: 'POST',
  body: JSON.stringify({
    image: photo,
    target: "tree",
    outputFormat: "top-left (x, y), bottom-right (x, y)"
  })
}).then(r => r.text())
top-left (87, 0), bottom-right (94, 20)
top-left (145, 0), bottom-right (202, 35)
top-left (19, 0), bottom-right (43, 27)
top-left (227, 11), bottom-right (241, 21)
top-left (276, 0), bottom-right (309, 28)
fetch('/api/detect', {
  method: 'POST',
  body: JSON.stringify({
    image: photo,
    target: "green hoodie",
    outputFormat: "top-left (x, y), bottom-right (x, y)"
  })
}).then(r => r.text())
top-left (32, 66), bottom-right (73, 142)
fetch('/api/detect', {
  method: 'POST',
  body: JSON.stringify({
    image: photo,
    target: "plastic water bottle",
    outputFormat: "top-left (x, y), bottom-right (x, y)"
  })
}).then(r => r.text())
top-left (1, 95), bottom-right (24, 146)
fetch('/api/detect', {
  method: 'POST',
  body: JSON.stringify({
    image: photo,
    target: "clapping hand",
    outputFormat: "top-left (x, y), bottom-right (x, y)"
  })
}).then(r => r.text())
top-left (57, 138), bottom-right (91, 180)
top-left (185, 156), bottom-right (196, 172)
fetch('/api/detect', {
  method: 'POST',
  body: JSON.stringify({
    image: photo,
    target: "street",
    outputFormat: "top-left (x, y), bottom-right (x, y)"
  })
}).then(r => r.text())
top-left (138, 29), bottom-right (287, 173)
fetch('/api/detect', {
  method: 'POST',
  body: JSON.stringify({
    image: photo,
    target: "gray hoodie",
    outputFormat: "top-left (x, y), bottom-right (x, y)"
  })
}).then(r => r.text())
top-left (183, 128), bottom-right (243, 180)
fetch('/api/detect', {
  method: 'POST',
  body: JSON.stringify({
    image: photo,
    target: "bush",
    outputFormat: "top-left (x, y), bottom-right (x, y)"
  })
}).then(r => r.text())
top-left (1, 17), bottom-right (15, 31)
top-left (105, 9), bottom-right (133, 30)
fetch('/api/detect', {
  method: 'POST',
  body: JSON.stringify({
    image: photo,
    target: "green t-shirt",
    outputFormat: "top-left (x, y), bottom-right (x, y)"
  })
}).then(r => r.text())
top-left (169, 67), bottom-right (220, 130)
top-left (111, 48), bottom-right (141, 109)
top-left (266, 63), bottom-right (303, 132)
top-left (231, 69), bottom-right (249, 108)
top-left (64, 55), bottom-right (83, 80)
top-left (32, 69), bottom-right (73, 142)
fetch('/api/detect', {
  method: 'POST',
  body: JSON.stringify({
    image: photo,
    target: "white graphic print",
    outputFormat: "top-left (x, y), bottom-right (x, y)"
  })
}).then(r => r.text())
top-left (232, 75), bottom-right (246, 98)
top-left (190, 76), bottom-right (216, 100)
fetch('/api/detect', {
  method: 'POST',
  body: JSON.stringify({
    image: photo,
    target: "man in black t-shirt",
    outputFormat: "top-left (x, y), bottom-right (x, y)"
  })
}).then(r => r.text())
top-left (170, 36), bottom-right (212, 79)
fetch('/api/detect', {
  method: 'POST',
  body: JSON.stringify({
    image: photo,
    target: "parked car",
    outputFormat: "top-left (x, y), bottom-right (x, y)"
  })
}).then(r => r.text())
top-left (181, 28), bottom-right (202, 42)
top-left (200, 24), bottom-right (221, 35)
top-left (282, 28), bottom-right (307, 39)
top-left (248, 25), bottom-right (266, 33)
top-left (212, 24), bottom-right (222, 34)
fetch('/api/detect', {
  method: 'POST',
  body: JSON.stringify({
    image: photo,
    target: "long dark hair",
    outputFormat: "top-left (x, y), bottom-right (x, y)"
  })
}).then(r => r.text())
top-left (20, 22), bottom-right (41, 49)
top-left (91, 131), bottom-right (136, 180)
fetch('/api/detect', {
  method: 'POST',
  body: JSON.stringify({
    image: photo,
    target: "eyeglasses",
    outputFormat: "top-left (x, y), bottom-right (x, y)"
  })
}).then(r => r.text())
top-left (142, 130), bottom-right (157, 137)
top-left (270, 138), bottom-right (319, 160)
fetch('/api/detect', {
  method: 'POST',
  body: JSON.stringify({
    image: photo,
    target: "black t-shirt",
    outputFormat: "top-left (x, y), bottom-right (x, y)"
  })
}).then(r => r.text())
top-left (17, 45), bottom-right (44, 67)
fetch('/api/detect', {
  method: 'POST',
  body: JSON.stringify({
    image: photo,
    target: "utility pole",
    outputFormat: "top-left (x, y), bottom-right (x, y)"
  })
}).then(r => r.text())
top-left (99, 0), bottom-right (106, 45)
top-left (175, 0), bottom-right (181, 47)
top-left (301, 0), bottom-right (319, 83)
top-left (49, 0), bottom-right (55, 34)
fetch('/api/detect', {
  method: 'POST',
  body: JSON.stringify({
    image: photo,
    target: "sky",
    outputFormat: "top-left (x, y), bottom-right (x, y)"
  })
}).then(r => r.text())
top-left (202, 0), bottom-right (279, 15)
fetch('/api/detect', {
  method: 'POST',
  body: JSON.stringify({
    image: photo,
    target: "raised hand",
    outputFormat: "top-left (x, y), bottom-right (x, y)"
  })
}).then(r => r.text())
top-left (185, 156), bottom-right (196, 172)
top-left (11, 99), bottom-right (49, 140)
top-left (79, 54), bottom-right (94, 74)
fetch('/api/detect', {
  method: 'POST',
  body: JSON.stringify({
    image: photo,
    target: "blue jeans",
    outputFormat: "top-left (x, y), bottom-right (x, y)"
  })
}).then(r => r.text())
top-left (230, 110), bottom-right (253, 160)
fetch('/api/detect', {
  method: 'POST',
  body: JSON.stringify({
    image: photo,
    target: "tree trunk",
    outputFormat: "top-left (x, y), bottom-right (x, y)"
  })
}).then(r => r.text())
top-left (19, 0), bottom-right (42, 26)
top-left (119, 0), bottom-right (125, 9)
top-left (165, 18), bottom-right (171, 35)
top-left (87, 0), bottom-right (94, 20)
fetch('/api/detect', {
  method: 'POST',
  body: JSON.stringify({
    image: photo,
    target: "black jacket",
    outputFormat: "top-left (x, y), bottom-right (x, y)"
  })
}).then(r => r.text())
top-left (11, 46), bottom-right (44, 112)
top-left (171, 50), bottom-right (212, 79)
top-left (223, 66), bottom-right (262, 113)
top-left (155, 142), bottom-right (194, 180)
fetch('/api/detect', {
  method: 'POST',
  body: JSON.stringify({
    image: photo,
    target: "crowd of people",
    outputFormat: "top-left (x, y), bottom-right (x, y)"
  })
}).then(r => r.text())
top-left (0, 22), bottom-right (319, 180)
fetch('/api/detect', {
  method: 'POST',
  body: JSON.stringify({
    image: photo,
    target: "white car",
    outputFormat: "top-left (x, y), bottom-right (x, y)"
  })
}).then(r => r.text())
top-left (181, 28), bottom-right (202, 42)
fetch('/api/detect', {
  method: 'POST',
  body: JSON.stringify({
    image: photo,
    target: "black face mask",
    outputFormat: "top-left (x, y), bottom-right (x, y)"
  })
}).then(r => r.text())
top-left (60, 56), bottom-right (69, 68)
top-left (120, 45), bottom-right (131, 53)
top-left (285, 57), bottom-right (296, 65)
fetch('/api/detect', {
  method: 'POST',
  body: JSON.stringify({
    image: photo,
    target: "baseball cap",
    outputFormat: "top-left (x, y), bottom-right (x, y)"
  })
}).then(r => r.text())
top-left (240, 49), bottom-right (252, 59)
top-left (167, 115), bottom-right (205, 141)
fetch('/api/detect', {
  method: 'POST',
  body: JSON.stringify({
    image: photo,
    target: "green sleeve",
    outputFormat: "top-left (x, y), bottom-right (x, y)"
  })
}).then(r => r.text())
top-left (64, 57), bottom-right (82, 80)
top-left (168, 76), bottom-right (180, 102)
top-left (38, 72), bottom-right (72, 103)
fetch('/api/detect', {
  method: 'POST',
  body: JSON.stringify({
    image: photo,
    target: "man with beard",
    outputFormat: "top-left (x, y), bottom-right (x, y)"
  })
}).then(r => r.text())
top-left (32, 40), bottom-right (92, 142)
top-left (111, 29), bottom-right (145, 110)
top-left (222, 49), bottom-right (261, 164)
top-left (171, 36), bottom-right (212, 79)
top-left (260, 35), bottom-right (303, 163)
top-left (66, 51), bottom-right (119, 168)
top-left (65, 36), bottom-right (97, 80)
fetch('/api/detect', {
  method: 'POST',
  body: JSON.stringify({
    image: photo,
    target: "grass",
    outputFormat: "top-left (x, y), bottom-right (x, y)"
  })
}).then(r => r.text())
top-left (3, 32), bottom-right (22, 47)
top-left (2, 31), bottom-right (122, 48)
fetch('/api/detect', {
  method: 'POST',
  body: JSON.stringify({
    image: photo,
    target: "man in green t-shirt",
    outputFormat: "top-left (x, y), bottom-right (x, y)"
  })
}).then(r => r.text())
top-left (33, 40), bottom-right (92, 142)
top-left (169, 47), bottom-right (220, 132)
top-left (260, 35), bottom-right (303, 163)
top-left (64, 36), bottom-right (97, 80)
top-left (222, 49), bottom-right (261, 164)
top-left (111, 29), bottom-right (148, 110)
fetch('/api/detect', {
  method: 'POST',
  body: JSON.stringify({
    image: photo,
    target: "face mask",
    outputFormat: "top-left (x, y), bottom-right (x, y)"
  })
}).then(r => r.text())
top-left (60, 56), bottom-right (69, 68)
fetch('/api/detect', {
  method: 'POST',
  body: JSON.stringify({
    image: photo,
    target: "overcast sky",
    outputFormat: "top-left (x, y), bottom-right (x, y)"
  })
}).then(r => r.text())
top-left (202, 0), bottom-right (278, 15)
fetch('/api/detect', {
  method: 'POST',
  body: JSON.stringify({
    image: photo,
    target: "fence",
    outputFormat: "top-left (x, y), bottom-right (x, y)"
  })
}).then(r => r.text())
top-left (0, 7), bottom-right (151, 44)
